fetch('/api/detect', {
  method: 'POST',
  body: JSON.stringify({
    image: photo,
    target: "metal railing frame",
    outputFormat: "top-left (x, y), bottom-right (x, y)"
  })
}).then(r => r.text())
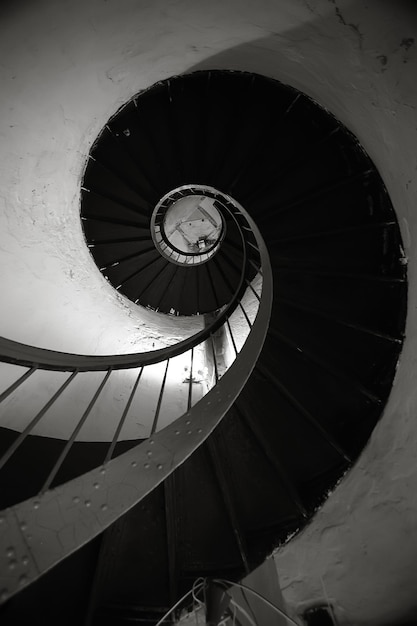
top-left (0, 195), bottom-right (272, 603)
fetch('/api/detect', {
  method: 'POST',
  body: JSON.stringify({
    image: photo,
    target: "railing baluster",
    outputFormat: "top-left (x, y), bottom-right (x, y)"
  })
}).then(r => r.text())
top-left (0, 370), bottom-right (78, 471)
top-left (210, 334), bottom-right (219, 384)
top-left (0, 366), bottom-right (37, 404)
top-left (40, 369), bottom-right (113, 493)
top-left (239, 302), bottom-right (252, 329)
top-left (151, 360), bottom-right (170, 435)
top-left (105, 367), bottom-right (144, 463)
top-left (188, 348), bottom-right (194, 411)
top-left (226, 318), bottom-right (238, 358)
top-left (247, 241), bottom-right (260, 253)
top-left (249, 258), bottom-right (262, 275)
top-left (245, 278), bottom-right (261, 302)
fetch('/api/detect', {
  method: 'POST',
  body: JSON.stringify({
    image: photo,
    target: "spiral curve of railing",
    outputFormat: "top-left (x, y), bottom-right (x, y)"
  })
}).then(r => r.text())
top-left (0, 71), bottom-right (408, 622)
top-left (0, 194), bottom-right (272, 604)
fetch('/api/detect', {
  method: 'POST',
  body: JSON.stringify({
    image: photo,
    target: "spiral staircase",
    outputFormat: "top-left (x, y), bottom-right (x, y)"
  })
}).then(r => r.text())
top-left (0, 71), bottom-right (407, 625)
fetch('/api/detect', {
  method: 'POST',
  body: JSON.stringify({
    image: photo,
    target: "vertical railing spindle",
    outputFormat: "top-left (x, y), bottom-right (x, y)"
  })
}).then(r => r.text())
top-left (105, 367), bottom-right (144, 463)
top-left (40, 368), bottom-right (112, 493)
top-left (0, 366), bottom-right (38, 404)
top-left (249, 259), bottom-right (262, 275)
top-left (210, 334), bottom-right (219, 384)
top-left (0, 370), bottom-right (78, 471)
top-left (245, 278), bottom-right (261, 302)
top-left (226, 318), bottom-right (238, 358)
top-left (239, 302), bottom-right (252, 329)
top-left (188, 348), bottom-right (194, 411)
top-left (151, 359), bottom-right (170, 435)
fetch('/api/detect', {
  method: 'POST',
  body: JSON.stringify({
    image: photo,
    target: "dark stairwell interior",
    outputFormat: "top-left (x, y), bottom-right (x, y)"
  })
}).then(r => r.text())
top-left (0, 70), bottom-right (407, 625)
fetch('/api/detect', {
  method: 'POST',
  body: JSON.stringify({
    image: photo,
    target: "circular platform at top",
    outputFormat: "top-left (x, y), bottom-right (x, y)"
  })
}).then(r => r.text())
top-left (151, 185), bottom-right (229, 266)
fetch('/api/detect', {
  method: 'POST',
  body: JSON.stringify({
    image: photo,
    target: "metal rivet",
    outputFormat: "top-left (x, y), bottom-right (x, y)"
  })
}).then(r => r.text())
top-left (19, 575), bottom-right (28, 586)
top-left (131, 461), bottom-right (137, 467)
top-left (85, 500), bottom-right (91, 507)
top-left (149, 439), bottom-right (154, 445)
top-left (144, 463), bottom-right (150, 469)
top-left (101, 504), bottom-right (108, 512)
top-left (20, 522), bottom-right (27, 531)
top-left (33, 501), bottom-right (40, 510)
top-left (157, 464), bottom-right (163, 470)
top-left (94, 482), bottom-right (100, 489)
top-left (207, 401), bottom-right (211, 406)
top-left (22, 556), bottom-right (29, 566)
top-left (100, 467), bottom-right (106, 475)
top-left (8, 560), bottom-right (16, 570)
top-left (73, 496), bottom-right (80, 504)
top-left (175, 430), bottom-right (180, 435)
top-left (6, 548), bottom-right (14, 558)
top-left (0, 517), bottom-right (4, 524)
top-left (186, 420), bottom-right (191, 425)
top-left (187, 430), bottom-right (192, 435)
top-left (146, 450), bottom-right (152, 457)
top-left (0, 590), bottom-right (8, 602)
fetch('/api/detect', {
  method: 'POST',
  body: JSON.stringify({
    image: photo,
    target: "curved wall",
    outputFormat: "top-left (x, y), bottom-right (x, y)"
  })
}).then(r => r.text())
top-left (0, 0), bottom-right (417, 623)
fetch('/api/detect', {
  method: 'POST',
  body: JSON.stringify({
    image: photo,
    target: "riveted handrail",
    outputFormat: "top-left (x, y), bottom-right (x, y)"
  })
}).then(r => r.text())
top-left (0, 199), bottom-right (272, 603)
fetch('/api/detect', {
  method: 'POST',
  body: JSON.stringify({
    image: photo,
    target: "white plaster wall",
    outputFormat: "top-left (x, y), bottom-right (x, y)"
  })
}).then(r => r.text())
top-left (0, 0), bottom-right (211, 356)
top-left (1, 0), bottom-right (417, 622)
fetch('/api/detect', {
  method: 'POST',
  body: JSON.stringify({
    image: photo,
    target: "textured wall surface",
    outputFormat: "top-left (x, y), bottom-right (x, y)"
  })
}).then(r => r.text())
top-left (0, 0), bottom-right (209, 355)
top-left (1, 0), bottom-right (417, 622)
top-left (258, 2), bottom-right (417, 625)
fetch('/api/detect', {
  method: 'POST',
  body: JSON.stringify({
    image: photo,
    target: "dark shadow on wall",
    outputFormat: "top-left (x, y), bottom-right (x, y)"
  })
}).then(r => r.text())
top-left (178, 0), bottom-right (417, 117)
top-left (0, 0), bottom-right (36, 19)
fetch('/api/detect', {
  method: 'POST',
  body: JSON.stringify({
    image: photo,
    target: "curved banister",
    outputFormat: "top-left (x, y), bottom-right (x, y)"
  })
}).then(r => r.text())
top-left (0, 188), bottom-right (251, 372)
top-left (0, 200), bottom-right (272, 603)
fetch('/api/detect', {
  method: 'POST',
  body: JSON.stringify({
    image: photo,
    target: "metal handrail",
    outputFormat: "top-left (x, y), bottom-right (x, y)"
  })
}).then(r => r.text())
top-left (0, 190), bottom-right (251, 373)
top-left (0, 200), bottom-right (272, 603)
